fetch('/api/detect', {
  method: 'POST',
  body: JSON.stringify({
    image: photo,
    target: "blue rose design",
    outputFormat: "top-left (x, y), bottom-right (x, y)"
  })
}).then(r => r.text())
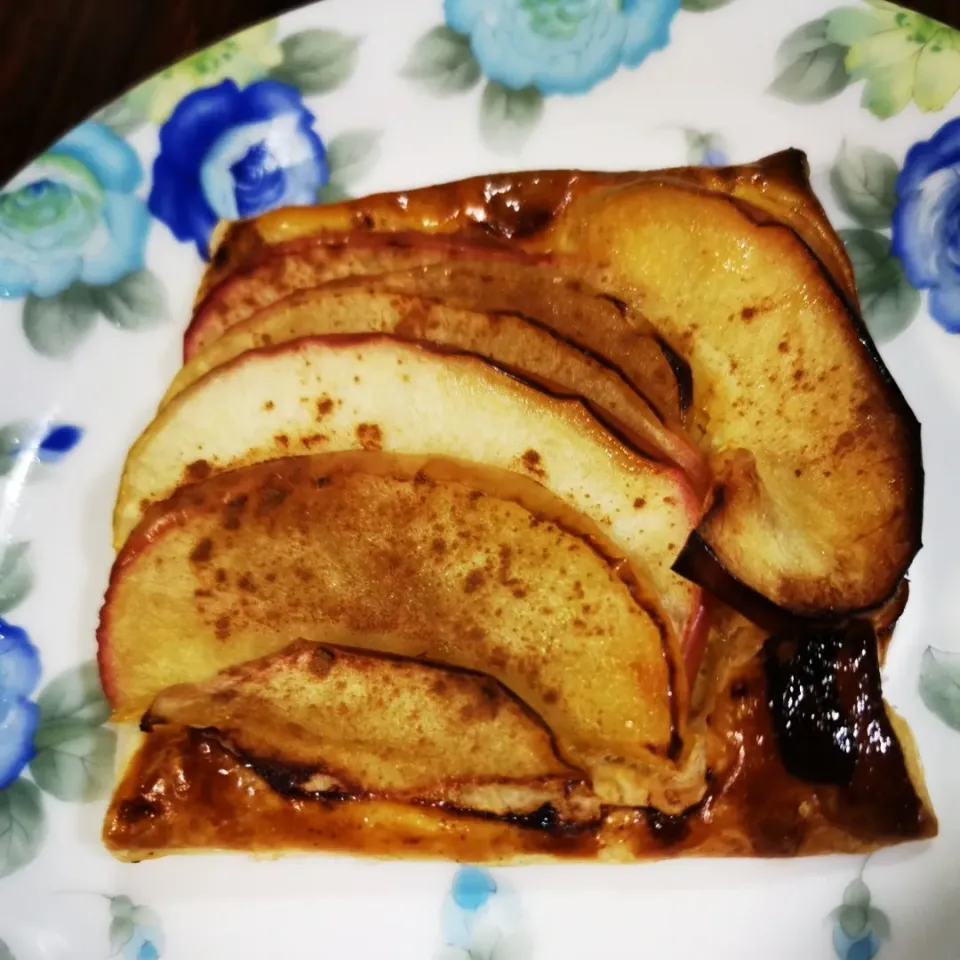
top-left (892, 116), bottom-right (960, 333)
top-left (830, 876), bottom-right (888, 960)
top-left (36, 424), bottom-right (83, 463)
top-left (0, 123), bottom-right (149, 299)
top-left (148, 79), bottom-right (329, 259)
top-left (833, 925), bottom-right (880, 960)
top-left (123, 926), bottom-right (162, 960)
top-left (0, 618), bottom-right (41, 789)
top-left (445, 0), bottom-right (681, 95)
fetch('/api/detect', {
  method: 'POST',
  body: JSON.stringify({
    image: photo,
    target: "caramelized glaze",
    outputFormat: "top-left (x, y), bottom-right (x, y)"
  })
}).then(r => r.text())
top-left (105, 621), bottom-right (934, 862)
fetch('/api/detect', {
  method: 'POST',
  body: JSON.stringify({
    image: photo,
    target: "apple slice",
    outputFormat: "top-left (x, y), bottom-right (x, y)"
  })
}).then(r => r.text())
top-left (561, 183), bottom-right (921, 619)
top-left (322, 260), bottom-right (689, 423)
top-left (101, 454), bottom-right (703, 810)
top-left (228, 164), bottom-right (920, 620)
top-left (114, 334), bottom-right (702, 654)
top-left (163, 288), bottom-right (707, 490)
top-left (185, 232), bottom-right (544, 359)
top-left (143, 639), bottom-right (601, 824)
top-left (187, 236), bottom-right (687, 427)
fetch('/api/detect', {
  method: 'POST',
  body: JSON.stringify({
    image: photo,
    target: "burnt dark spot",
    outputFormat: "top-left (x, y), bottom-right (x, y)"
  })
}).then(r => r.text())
top-left (643, 808), bottom-right (690, 846)
top-left (117, 798), bottom-right (164, 824)
top-left (764, 620), bottom-right (925, 835)
top-left (634, 498), bottom-right (646, 509)
top-left (315, 476), bottom-right (331, 488)
top-left (237, 574), bottom-right (256, 593)
top-left (215, 568), bottom-right (227, 584)
top-left (222, 493), bottom-right (248, 530)
top-left (521, 449), bottom-right (545, 478)
top-left (215, 616), bottom-right (231, 640)
top-left (482, 191), bottom-right (559, 240)
top-left (263, 400), bottom-right (275, 412)
top-left (503, 802), bottom-right (564, 831)
top-left (185, 459), bottom-right (212, 483)
top-left (741, 306), bottom-right (757, 321)
top-left (356, 423), bottom-right (383, 451)
top-left (316, 396), bottom-right (334, 419)
top-left (355, 212), bottom-right (375, 230)
top-left (190, 538), bottom-right (213, 563)
top-left (274, 434), bottom-right (290, 449)
top-left (464, 569), bottom-right (485, 594)
top-left (730, 680), bottom-right (749, 699)
top-left (259, 485), bottom-right (289, 511)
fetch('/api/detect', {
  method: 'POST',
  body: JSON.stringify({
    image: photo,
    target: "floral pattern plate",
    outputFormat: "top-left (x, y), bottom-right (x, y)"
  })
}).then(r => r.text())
top-left (2, 1), bottom-right (960, 957)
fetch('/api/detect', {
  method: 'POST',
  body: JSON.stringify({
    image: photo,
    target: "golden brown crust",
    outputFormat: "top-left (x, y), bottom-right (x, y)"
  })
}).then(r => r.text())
top-left (105, 620), bottom-right (937, 862)
top-left (143, 639), bottom-right (602, 825)
top-left (200, 152), bottom-right (857, 302)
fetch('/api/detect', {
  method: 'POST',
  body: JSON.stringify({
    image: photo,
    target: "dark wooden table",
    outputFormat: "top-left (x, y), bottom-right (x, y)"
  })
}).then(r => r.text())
top-left (1, 0), bottom-right (958, 184)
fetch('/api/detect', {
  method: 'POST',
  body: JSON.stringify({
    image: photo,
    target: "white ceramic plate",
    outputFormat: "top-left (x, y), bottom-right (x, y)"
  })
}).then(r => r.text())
top-left (2, 1), bottom-right (960, 957)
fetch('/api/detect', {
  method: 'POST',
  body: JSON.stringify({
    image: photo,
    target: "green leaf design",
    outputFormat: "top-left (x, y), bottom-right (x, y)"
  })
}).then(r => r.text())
top-left (0, 779), bottom-right (46, 879)
top-left (109, 915), bottom-right (135, 954)
top-left (0, 542), bottom-right (32, 614)
top-left (839, 904), bottom-right (869, 937)
top-left (869, 907), bottom-right (892, 940)
top-left (920, 646), bottom-right (960, 731)
top-left (91, 96), bottom-right (147, 137)
top-left (325, 130), bottom-right (382, 191)
top-left (831, 143), bottom-right (899, 229)
top-left (22, 284), bottom-right (98, 358)
top-left (30, 721), bottom-right (117, 802)
top-left (842, 876), bottom-right (871, 909)
top-left (839, 228), bottom-right (921, 343)
top-left (681, 0), bottom-right (734, 9)
top-left (480, 81), bottom-right (544, 154)
top-left (770, 19), bottom-right (850, 104)
top-left (269, 29), bottom-right (360, 95)
top-left (111, 895), bottom-right (135, 920)
top-left (91, 269), bottom-right (167, 330)
top-left (402, 26), bottom-right (481, 96)
top-left (316, 182), bottom-right (353, 205)
top-left (36, 661), bottom-right (111, 726)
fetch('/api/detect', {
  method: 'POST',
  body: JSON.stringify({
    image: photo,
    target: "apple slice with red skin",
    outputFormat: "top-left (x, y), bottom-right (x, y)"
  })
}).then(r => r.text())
top-left (167, 287), bottom-right (709, 494)
top-left (113, 334), bottom-right (706, 668)
top-left (184, 232), bottom-right (547, 360)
